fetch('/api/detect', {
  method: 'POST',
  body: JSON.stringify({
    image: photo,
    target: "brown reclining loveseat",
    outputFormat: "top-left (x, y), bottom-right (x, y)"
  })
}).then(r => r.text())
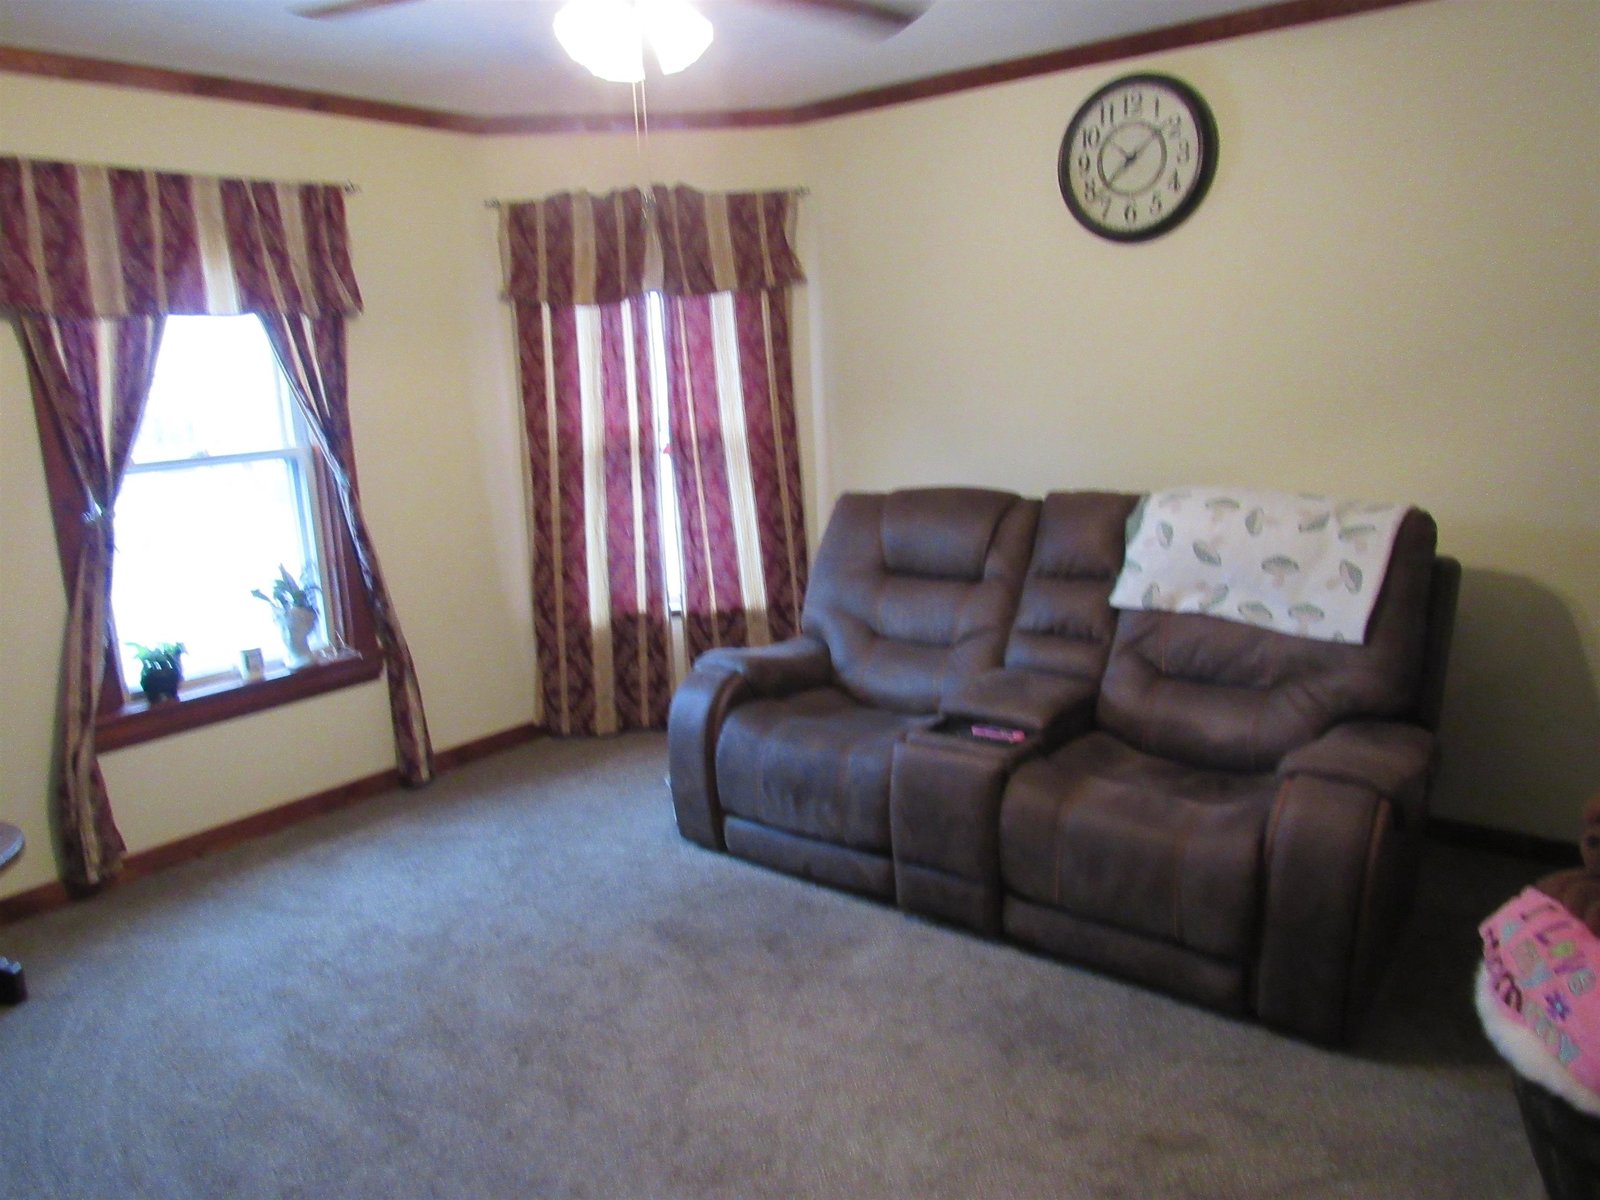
top-left (668, 487), bottom-right (1460, 1043)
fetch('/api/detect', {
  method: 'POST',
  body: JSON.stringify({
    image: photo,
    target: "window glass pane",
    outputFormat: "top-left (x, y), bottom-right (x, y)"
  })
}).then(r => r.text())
top-left (131, 316), bottom-right (294, 464)
top-left (113, 458), bottom-right (319, 684)
top-left (646, 293), bottom-right (685, 612)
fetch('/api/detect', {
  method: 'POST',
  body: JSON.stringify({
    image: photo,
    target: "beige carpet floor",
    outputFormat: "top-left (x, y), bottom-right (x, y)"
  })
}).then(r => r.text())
top-left (0, 733), bottom-right (1548, 1198)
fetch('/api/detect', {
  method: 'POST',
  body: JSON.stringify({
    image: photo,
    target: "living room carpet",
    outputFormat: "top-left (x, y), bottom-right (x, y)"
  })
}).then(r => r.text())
top-left (0, 733), bottom-right (1546, 1199)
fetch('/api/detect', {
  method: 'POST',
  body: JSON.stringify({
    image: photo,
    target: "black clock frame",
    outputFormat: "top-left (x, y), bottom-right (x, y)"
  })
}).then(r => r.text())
top-left (1057, 72), bottom-right (1219, 243)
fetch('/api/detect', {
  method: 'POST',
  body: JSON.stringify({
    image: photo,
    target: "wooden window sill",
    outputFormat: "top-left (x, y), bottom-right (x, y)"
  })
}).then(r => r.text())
top-left (97, 652), bottom-right (384, 752)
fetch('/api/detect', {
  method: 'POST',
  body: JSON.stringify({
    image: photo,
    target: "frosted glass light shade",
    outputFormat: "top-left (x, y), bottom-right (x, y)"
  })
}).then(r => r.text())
top-left (642, 0), bottom-right (713, 75)
top-left (553, 0), bottom-right (712, 84)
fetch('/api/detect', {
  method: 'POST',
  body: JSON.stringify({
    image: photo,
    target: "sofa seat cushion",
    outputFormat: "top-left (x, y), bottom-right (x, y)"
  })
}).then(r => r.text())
top-left (999, 732), bottom-right (1277, 962)
top-left (715, 687), bottom-right (932, 853)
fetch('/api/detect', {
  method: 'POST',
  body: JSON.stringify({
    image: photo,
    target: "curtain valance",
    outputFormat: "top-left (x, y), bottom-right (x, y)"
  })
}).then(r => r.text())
top-left (0, 156), bottom-right (362, 319)
top-left (500, 187), bottom-right (651, 307)
top-left (651, 184), bottom-right (804, 297)
top-left (499, 184), bottom-right (803, 305)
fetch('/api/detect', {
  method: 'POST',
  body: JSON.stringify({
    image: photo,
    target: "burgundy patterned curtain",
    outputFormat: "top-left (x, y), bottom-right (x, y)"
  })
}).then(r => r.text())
top-left (652, 185), bottom-right (808, 661)
top-left (0, 158), bottom-right (362, 318)
top-left (501, 189), bottom-right (671, 735)
top-left (18, 315), bottom-right (162, 888)
top-left (259, 313), bottom-right (435, 785)
top-left (1, 155), bottom-right (432, 886)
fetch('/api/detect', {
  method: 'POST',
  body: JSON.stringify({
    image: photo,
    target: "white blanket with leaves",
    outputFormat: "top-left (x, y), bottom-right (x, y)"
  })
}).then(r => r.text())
top-left (1109, 486), bottom-right (1409, 644)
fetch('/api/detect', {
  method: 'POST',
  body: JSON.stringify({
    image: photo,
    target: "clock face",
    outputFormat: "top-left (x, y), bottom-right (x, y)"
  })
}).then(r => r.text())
top-left (1058, 74), bottom-right (1217, 242)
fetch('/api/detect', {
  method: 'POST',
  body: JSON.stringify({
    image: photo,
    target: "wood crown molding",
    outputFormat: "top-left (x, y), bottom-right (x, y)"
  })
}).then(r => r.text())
top-left (0, 0), bottom-right (1429, 136)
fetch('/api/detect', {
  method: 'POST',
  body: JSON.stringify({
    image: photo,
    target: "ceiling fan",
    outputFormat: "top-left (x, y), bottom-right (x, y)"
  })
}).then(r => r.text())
top-left (294, 0), bottom-right (924, 35)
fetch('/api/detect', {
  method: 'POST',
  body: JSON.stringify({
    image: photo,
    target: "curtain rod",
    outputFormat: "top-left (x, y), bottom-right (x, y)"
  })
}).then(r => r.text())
top-left (11, 155), bottom-right (361, 195)
top-left (483, 186), bottom-right (809, 209)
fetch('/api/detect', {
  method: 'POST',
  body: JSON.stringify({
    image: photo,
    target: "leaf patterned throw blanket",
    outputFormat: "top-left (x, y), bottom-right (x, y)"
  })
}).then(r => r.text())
top-left (1108, 486), bottom-right (1410, 644)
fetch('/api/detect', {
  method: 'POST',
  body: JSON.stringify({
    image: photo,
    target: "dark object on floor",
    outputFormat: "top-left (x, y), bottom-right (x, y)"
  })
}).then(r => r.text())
top-left (0, 956), bottom-right (25, 1005)
top-left (0, 821), bottom-right (23, 1006)
top-left (1514, 1076), bottom-right (1600, 1199)
top-left (1478, 791), bottom-right (1600, 1198)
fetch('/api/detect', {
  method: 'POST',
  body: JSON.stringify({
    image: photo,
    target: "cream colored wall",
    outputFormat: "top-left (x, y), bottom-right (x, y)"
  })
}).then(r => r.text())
top-left (801, 0), bottom-right (1600, 839)
top-left (0, 77), bottom-right (523, 898)
top-left (2, 0), bottom-right (1595, 904)
top-left (0, 78), bottom-right (811, 901)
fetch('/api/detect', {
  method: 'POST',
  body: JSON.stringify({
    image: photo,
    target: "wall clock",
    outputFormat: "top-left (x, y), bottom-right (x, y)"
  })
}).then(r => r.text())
top-left (1058, 73), bottom-right (1218, 242)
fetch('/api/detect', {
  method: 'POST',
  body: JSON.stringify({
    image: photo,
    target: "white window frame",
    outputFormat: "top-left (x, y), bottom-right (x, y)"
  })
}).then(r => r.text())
top-left (113, 316), bottom-right (335, 697)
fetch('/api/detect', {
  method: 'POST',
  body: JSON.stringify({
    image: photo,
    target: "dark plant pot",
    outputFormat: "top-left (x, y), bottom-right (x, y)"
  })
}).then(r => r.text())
top-left (140, 664), bottom-right (182, 704)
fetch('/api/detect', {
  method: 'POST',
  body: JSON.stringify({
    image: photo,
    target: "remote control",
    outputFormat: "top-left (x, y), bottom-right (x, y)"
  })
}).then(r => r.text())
top-left (970, 724), bottom-right (1027, 744)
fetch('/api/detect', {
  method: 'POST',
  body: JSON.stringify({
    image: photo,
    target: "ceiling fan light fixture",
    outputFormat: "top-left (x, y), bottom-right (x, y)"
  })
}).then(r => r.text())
top-left (642, 0), bottom-right (714, 76)
top-left (554, 0), bottom-right (713, 85)
top-left (554, 0), bottom-right (644, 83)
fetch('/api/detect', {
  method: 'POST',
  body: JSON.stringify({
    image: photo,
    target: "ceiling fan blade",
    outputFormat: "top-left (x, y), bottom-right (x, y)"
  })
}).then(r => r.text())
top-left (294, 0), bottom-right (422, 19)
top-left (744, 0), bottom-right (921, 33)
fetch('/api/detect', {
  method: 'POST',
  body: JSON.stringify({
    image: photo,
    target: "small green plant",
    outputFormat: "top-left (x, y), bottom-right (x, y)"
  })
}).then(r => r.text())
top-left (127, 641), bottom-right (186, 671)
top-left (128, 641), bottom-right (185, 703)
top-left (252, 564), bottom-right (321, 614)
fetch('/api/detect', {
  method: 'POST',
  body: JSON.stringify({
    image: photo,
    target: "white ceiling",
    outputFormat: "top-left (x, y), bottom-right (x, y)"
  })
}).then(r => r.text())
top-left (0, 0), bottom-right (1270, 120)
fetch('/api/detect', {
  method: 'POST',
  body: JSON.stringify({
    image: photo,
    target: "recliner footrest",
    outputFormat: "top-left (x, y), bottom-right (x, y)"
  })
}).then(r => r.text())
top-left (723, 816), bottom-right (895, 900)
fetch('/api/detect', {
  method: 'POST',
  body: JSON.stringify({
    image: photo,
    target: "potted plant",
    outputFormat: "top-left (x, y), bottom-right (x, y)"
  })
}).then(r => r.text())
top-left (129, 641), bottom-right (185, 703)
top-left (252, 565), bottom-right (321, 667)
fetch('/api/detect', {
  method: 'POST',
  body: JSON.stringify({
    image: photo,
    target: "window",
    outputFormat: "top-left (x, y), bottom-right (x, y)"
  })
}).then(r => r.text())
top-left (113, 316), bottom-right (334, 690)
top-left (644, 292), bottom-right (685, 612)
top-left (32, 315), bottom-right (381, 750)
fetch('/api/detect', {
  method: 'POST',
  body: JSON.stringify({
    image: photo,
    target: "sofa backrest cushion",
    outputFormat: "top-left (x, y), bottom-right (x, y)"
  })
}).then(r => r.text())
top-left (803, 488), bottom-right (1038, 714)
top-left (1096, 507), bottom-right (1439, 772)
top-left (1005, 491), bottom-right (1140, 683)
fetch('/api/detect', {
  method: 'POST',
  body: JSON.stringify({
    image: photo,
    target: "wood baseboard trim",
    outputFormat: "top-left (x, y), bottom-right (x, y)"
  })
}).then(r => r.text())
top-left (1426, 817), bottom-right (1580, 868)
top-left (0, 721), bottom-right (544, 925)
top-left (3, 740), bottom-right (1576, 921)
top-left (432, 722), bottom-right (542, 773)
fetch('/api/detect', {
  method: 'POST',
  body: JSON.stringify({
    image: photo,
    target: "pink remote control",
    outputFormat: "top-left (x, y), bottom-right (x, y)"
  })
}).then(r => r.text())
top-left (970, 724), bottom-right (1027, 743)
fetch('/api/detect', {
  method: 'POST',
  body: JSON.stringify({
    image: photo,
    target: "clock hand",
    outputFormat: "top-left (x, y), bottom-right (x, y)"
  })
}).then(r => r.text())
top-left (1105, 128), bottom-right (1164, 187)
top-left (1102, 137), bottom-right (1140, 177)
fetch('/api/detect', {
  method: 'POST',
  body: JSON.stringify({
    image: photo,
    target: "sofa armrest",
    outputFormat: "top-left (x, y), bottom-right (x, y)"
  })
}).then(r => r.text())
top-left (939, 668), bottom-right (1097, 742)
top-left (1278, 721), bottom-right (1435, 828)
top-left (1254, 765), bottom-right (1430, 1044)
top-left (696, 635), bottom-right (833, 699)
top-left (667, 667), bottom-right (752, 851)
top-left (668, 637), bottom-right (833, 852)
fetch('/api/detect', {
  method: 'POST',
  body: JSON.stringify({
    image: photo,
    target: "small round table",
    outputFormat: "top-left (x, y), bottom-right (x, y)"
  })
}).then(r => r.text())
top-left (0, 822), bottom-right (26, 1005)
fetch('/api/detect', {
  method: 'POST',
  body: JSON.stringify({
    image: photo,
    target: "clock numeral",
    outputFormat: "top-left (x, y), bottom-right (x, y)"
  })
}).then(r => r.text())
top-left (1060, 75), bottom-right (1214, 239)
